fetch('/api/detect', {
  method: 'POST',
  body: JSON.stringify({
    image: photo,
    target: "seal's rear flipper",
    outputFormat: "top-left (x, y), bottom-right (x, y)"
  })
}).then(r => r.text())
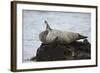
top-left (78, 34), bottom-right (88, 39)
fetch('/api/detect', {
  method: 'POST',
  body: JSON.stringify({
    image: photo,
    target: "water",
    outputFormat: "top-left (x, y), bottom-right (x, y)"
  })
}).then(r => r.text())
top-left (22, 10), bottom-right (91, 62)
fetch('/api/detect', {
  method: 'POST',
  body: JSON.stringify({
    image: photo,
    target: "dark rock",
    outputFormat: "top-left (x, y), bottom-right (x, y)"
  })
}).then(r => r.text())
top-left (31, 39), bottom-right (91, 61)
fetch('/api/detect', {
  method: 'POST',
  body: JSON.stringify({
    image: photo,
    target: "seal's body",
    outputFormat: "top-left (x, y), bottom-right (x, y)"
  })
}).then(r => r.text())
top-left (39, 20), bottom-right (87, 44)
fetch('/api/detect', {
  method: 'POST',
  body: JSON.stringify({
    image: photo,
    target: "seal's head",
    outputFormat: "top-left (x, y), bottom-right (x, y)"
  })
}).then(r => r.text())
top-left (44, 20), bottom-right (52, 31)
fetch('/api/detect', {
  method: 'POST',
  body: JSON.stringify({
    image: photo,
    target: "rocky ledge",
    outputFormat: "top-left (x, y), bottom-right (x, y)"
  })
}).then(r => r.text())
top-left (30, 39), bottom-right (91, 61)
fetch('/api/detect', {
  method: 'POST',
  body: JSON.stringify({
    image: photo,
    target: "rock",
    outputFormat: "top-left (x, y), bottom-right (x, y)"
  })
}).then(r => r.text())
top-left (31, 39), bottom-right (91, 61)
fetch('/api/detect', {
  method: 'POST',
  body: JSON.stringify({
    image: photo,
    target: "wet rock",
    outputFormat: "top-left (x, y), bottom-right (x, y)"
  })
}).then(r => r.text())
top-left (31, 39), bottom-right (91, 61)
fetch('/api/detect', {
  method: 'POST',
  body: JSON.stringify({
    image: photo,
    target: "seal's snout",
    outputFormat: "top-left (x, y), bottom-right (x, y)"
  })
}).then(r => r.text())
top-left (44, 20), bottom-right (48, 24)
top-left (44, 20), bottom-right (52, 31)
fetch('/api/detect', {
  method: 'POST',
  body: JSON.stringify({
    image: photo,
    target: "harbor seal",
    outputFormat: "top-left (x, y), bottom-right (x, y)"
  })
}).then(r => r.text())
top-left (39, 20), bottom-right (87, 44)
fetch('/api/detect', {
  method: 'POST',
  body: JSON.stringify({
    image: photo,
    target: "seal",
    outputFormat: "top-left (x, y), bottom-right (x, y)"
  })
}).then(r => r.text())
top-left (39, 20), bottom-right (87, 44)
